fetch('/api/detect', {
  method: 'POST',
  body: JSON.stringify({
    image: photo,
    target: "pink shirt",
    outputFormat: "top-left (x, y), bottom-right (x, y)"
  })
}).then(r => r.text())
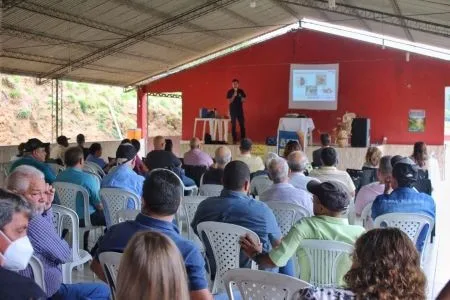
top-left (183, 148), bottom-right (213, 167)
top-left (354, 182), bottom-right (385, 216)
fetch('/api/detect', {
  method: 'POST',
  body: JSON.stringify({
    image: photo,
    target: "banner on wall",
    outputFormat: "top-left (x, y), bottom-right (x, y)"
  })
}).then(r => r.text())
top-left (408, 110), bottom-right (426, 132)
top-left (277, 130), bottom-right (300, 156)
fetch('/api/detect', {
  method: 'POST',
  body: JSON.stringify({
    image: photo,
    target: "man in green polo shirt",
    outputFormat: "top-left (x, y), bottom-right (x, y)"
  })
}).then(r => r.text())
top-left (240, 180), bottom-right (365, 286)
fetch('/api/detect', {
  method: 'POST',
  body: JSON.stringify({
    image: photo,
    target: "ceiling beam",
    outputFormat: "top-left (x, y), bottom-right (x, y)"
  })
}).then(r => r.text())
top-left (212, 5), bottom-right (259, 27)
top-left (269, 0), bottom-right (299, 19)
top-left (111, 0), bottom-right (229, 40)
top-left (282, 0), bottom-right (450, 38)
top-left (2, 24), bottom-right (173, 65)
top-left (389, 0), bottom-right (414, 41)
top-left (1, 0), bottom-right (26, 11)
top-left (36, 0), bottom-right (240, 83)
top-left (12, 1), bottom-right (201, 54)
top-left (340, 0), bottom-right (372, 32)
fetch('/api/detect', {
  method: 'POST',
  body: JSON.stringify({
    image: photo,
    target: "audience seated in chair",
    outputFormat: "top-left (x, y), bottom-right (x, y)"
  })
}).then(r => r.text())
top-left (130, 139), bottom-right (148, 176)
top-left (234, 138), bottom-right (264, 174)
top-left (184, 137), bottom-right (213, 168)
top-left (10, 138), bottom-right (56, 184)
top-left (55, 147), bottom-right (106, 249)
top-left (362, 146), bottom-right (382, 169)
top-left (411, 141), bottom-right (428, 170)
top-left (296, 228), bottom-right (426, 300)
top-left (355, 155), bottom-right (392, 218)
top-left (50, 135), bottom-right (70, 165)
top-left (86, 143), bottom-right (108, 170)
top-left (76, 133), bottom-right (90, 160)
top-left (101, 143), bottom-right (144, 208)
top-left (202, 146), bottom-right (231, 185)
top-left (287, 150), bottom-right (318, 192)
top-left (0, 190), bottom-right (47, 300)
top-left (10, 142), bottom-right (26, 162)
top-left (371, 157), bottom-right (435, 252)
top-left (283, 140), bottom-right (302, 158)
top-left (91, 169), bottom-right (212, 300)
top-left (311, 133), bottom-right (331, 168)
top-left (6, 168), bottom-right (110, 299)
top-left (116, 231), bottom-right (190, 300)
top-left (240, 181), bottom-right (365, 286)
top-left (250, 152), bottom-right (278, 196)
top-left (260, 157), bottom-right (313, 215)
top-left (309, 147), bottom-right (356, 196)
top-left (191, 161), bottom-right (292, 276)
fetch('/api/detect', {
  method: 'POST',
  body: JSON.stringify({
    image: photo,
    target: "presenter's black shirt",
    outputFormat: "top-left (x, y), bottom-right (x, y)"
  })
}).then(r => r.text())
top-left (227, 88), bottom-right (246, 113)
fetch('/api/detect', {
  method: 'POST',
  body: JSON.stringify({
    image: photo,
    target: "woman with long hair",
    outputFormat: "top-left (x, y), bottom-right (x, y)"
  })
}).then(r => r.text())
top-left (411, 141), bottom-right (428, 169)
top-left (362, 146), bottom-right (382, 169)
top-left (116, 231), bottom-right (190, 300)
top-left (298, 228), bottom-right (427, 299)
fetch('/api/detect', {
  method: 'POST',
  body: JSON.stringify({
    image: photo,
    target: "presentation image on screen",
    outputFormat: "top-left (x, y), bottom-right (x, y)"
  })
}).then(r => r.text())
top-left (289, 64), bottom-right (339, 110)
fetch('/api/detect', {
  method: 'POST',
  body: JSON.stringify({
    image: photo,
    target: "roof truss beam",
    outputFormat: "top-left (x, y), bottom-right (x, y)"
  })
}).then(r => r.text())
top-left (389, 0), bottom-right (414, 41)
top-left (340, 0), bottom-right (372, 32)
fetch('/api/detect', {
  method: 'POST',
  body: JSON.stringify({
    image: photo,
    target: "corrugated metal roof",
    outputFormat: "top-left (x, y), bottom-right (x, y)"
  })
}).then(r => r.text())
top-left (1, 0), bottom-right (449, 87)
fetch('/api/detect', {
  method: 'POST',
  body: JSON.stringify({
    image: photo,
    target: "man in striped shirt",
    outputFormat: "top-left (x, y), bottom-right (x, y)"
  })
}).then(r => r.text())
top-left (6, 165), bottom-right (110, 299)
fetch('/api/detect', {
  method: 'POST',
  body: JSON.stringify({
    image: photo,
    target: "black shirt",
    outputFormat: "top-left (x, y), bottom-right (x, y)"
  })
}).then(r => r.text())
top-left (0, 267), bottom-right (46, 300)
top-left (226, 88), bottom-right (246, 113)
top-left (202, 167), bottom-right (224, 185)
top-left (145, 150), bottom-right (181, 170)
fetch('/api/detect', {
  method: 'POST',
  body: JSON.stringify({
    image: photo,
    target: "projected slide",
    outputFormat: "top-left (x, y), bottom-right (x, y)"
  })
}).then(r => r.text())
top-left (289, 64), bottom-right (339, 110)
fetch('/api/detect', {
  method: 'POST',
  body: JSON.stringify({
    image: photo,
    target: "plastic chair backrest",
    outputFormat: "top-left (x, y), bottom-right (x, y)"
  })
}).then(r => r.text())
top-left (197, 221), bottom-right (260, 294)
top-left (100, 188), bottom-right (140, 228)
top-left (53, 182), bottom-right (92, 227)
top-left (48, 163), bottom-right (65, 175)
top-left (98, 252), bottom-right (123, 300)
top-left (52, 204), bottom-right (82, 262)
top-left (266, 202), bottom-right (311, 236)
top-left (84, 161), bottom-right (105, 177)
top-left (360, 203), bottom-right (373, 229)
top-left (29, 255), bottom-right (46, 292)
top-left (182, 196), bottom-right (207, 239)
top-left (117, 209), bottom-right (139, 223)
top-left (300, 239), bottom-right (354, 288)
top-left (224, 269), bottom-right (312, 300)
top-left (199, 184), bottom-right (223, 197)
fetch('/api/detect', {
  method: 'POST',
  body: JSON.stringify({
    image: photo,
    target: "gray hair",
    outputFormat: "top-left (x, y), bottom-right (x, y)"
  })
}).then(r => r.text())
top-left (267, 157), bottom-right (289, 184)
top-left (215, 146), bottom-right (232, 166)
top-left (0, 189), bottom-right (31, 230)
top-left (379, 155), bottom-right (393, 175)
top-left (287, 151), bottom-right (309, 172)
top-left (264, 152), bottom-right (279, 169)
top-left (6, 165), bottom-right (45, 194)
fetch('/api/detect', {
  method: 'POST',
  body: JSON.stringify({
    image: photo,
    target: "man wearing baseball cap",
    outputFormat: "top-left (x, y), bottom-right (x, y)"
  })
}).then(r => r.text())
top-left (240, 180), bottom-right (365, 286)
top-left (371, 157), bottom-right (435, 251)
top-left (10, 138), bottom-right (55, 184)
top-left (50, 135), bottom-right (70, 164)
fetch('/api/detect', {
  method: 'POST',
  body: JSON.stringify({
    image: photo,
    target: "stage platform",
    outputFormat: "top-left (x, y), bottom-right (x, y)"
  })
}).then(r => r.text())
top-left (180, 141), bottom-right (446, 181)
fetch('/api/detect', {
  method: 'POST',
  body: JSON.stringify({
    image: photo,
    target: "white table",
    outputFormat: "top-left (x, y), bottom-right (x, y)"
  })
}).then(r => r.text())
top-left (193, 118), bottom-right (215, 141)
top-left (277, 117), bottom-right (315, 151)
top-left (193, 118), bottom-right (231, 142)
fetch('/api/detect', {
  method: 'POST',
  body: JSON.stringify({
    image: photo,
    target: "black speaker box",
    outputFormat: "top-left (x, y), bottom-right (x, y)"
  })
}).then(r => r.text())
top-left (351, 118), bottom-right (370, 147)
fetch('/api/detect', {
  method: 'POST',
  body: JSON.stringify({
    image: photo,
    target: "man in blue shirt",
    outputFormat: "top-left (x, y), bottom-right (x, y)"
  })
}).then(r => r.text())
top-left (372, 157), bottom-right (435, 251)
top-left (101, 143), bottom-right (145, 212)
top-left (191, 161), bottom-right (292, 275)
top-left (10, 138), bottom-right (56, 184)
top-left (91, 169), bottom-right (212, 300)
top-left (55, 147), bottom-right (106, 249)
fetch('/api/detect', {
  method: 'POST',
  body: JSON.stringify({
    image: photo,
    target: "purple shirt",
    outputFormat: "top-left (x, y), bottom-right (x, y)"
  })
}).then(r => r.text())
top-left (20, 208), bottom-right (71, 297)
top-left (183, 148), bottom-right (213, 167)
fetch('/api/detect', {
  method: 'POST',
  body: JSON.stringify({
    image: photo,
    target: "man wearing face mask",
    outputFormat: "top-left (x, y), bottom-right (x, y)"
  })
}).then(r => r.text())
top-left (0, 189), bottom-right (46, 300)
top-left (6, 165), bottom-right (110, 300)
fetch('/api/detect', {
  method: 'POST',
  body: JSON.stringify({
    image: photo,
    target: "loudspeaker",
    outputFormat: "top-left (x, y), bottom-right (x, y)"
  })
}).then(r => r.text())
top-left (351, 118), bottom-right (370, 147)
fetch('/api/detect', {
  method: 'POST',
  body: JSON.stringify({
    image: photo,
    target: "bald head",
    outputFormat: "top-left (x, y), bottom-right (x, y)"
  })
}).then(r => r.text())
top-left (215, 146), bottom-right (231, 168)
top-left (267, 157), bottom-right (289, 184)
top-left (287, 150), bottom-right (308, 173)
top-left (153, 136), bottom-right (165, 150)
top-left (189, 137), bottom-right (200, 150)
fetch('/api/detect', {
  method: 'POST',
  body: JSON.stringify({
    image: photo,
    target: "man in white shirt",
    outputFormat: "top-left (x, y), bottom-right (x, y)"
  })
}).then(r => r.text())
top-left (250, 152), bottom-right (278, 196)
top-left (260, 157), bottom-right (313, 215)
top-left (234, 138), bottom-right (264, 173)
top-left (50, 135), bottom-right (70, 164)
top-left (287, 150), bottom-right (318, 191)
top-left (354, 155), bottom-right (392, 217)
top-left (309, 147), bottom-right (356, 196)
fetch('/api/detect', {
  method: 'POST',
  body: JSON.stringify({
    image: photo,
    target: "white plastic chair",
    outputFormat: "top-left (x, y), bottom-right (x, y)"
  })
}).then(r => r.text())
top-left (199, 184), bottom-right (223, 197)
top-left (373, 213), bottom-right (434, 263)
top-left (224, 269), bottom-right (312, 300)
top-left (100, 188), bottom-right (141, 228)
top-left (266, 202), bottom-right (311, 237)
top-left (53, 182), bottom-right (101, 250)
top-left (197, 221), bottom-right (260, 294)
top-left (117, 209), bottom-right (139, 223)
top-left (28, 255), bottom-right (46, 292)
top-left (300, 239), bottom-right (354, 288)
top-left (360, 203), bottom-right (373, 229)
top-left (52, 204), bottom-right (93, 283)
top-left (48, 163), bottom-right (65, 175)
top-left (150, 168), bottom-right (198, 196)
top-left (84, 161), bottom-right (105, 178)
top-left (98, 252), bottom-right (122, 300)
top-left (181, 196), bottom-right (208, 240)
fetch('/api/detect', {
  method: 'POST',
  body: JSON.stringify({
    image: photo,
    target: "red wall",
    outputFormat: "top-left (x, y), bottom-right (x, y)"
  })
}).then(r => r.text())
top-left (144, 30), bottom-right (450, 145)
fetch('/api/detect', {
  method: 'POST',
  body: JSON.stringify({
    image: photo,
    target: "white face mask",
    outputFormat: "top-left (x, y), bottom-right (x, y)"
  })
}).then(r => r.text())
top-left (0, 231), bottom-right (34, 271)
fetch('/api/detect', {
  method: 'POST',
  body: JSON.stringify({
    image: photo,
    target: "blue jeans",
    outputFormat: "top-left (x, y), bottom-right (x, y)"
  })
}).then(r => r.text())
top-left (51, 283), bottom-right (110, 300)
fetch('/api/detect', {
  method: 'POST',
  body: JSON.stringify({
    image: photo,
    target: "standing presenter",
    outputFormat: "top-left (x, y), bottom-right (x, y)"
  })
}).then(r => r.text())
top-left (226, 79), bottom-right (247, 144)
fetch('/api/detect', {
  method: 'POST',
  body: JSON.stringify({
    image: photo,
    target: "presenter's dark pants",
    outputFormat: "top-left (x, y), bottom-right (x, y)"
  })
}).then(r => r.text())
top-left (231, 110), bottom-right (245, 142)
